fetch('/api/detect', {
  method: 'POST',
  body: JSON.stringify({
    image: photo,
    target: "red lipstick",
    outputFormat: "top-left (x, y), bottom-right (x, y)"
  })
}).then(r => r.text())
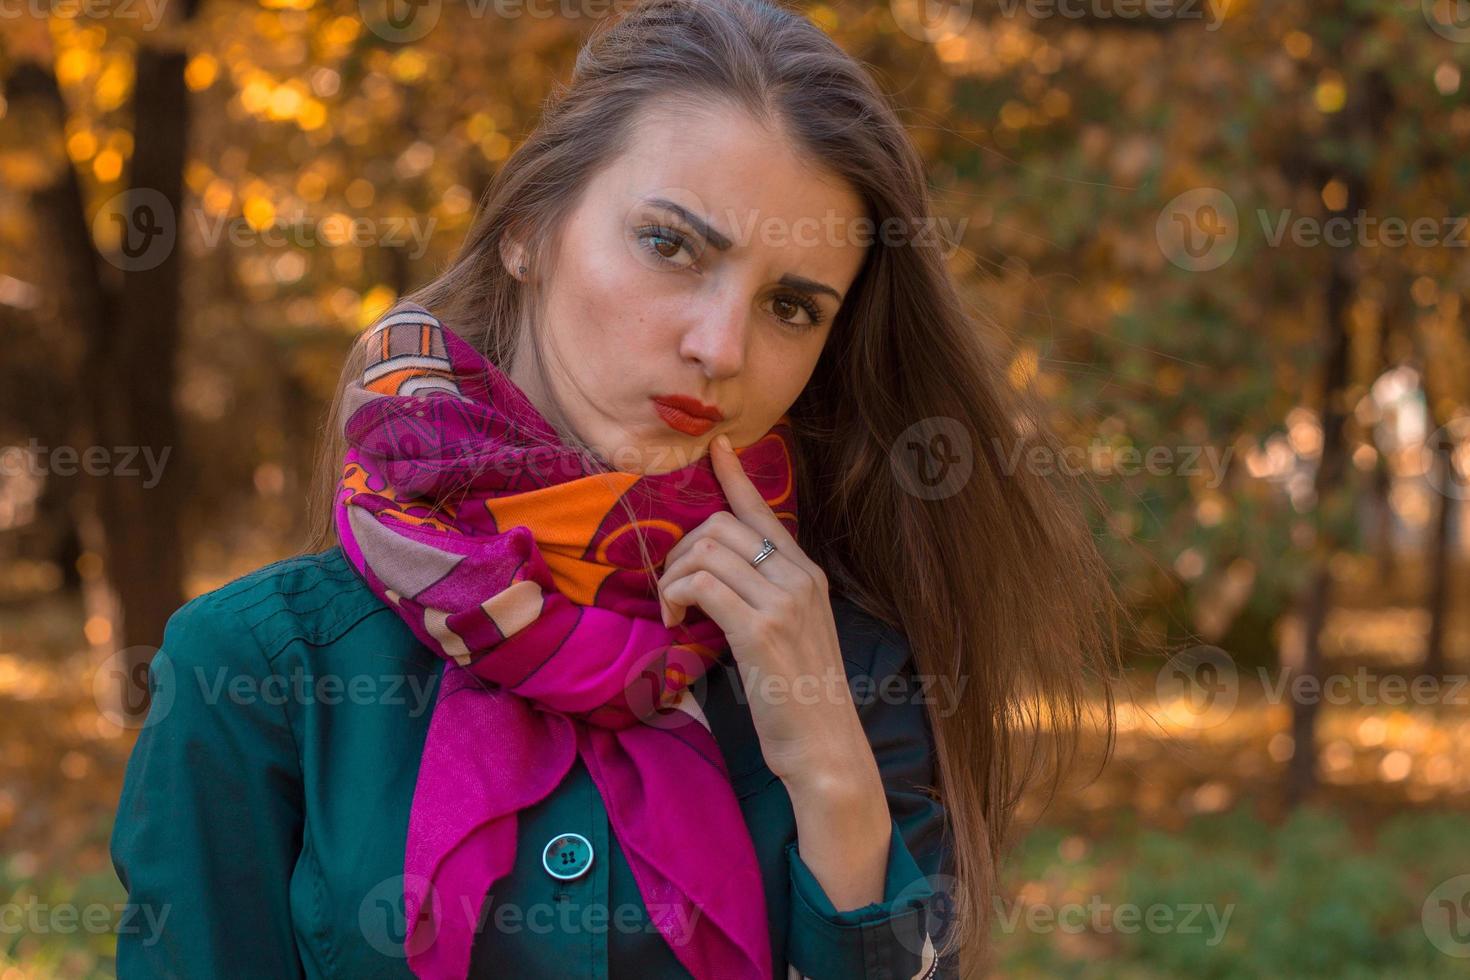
top-left (652, 394), bottom-right (723, 436)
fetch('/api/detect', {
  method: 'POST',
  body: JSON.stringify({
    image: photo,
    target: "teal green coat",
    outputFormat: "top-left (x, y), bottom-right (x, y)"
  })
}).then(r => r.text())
top-left (110, 547), bottom-right (953, 978)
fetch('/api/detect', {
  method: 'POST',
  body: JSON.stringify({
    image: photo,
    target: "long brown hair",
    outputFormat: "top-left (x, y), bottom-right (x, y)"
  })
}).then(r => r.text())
top-left (307, 0), bottom-right (1127, 972)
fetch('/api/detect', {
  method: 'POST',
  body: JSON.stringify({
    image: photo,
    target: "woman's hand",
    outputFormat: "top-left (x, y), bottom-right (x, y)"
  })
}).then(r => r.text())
top-left (655, 433), bottom-right (875, 797)
top-left (656, 432), bottom-right (893, 910)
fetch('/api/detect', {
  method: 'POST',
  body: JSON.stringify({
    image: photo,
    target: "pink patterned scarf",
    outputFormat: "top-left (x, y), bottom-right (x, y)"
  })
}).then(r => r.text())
top-left (334, 301), bottom-right (794, 979)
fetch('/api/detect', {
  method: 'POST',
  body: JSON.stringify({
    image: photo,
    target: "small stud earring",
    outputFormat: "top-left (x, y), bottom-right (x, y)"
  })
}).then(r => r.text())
top-left (518, 264), bottom-right (527, 276)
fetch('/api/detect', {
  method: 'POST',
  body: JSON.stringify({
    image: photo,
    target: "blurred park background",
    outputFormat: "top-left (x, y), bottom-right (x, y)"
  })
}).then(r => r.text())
top-left (2, 0), bottom-right (1470, 976)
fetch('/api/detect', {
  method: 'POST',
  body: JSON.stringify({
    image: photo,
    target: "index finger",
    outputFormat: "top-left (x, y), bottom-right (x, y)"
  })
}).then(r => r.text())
top-left (710, 433), bottom-right (798, 551)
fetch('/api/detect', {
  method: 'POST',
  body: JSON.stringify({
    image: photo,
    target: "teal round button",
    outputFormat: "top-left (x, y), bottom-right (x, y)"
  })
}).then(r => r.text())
top-left (542, 832), bottom-right (594, 881)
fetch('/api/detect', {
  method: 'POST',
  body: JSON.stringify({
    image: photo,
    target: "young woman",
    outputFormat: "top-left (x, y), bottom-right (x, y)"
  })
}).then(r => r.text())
top-left (111, 0), bottom-right (1124, 977)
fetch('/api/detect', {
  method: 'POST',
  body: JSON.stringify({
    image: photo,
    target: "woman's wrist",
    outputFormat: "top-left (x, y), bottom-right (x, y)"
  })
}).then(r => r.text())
top-left (784, 738), bottom-right (892, 912)
top-left (782, 750), bottom-right (883, 805)
top-left (778, 710), bottom-right (886, 804)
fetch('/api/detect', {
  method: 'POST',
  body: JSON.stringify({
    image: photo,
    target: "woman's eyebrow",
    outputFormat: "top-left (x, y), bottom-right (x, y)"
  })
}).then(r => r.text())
top-left (777, 273), bottom-right (842, 304)
top-left (645, 198), bottom-right (735, 251)
top-left (644, 198), bottom-right (844, 303)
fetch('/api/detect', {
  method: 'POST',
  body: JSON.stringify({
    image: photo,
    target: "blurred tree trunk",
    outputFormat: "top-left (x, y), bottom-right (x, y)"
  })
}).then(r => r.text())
top-left (0, 304), bottom-right (83, 590)
top-left (9, 63), bottom-right (120, 606)
top-left (1418, 322), bottom-right (1459, 682)
top-left (1371, 280), bottom-right (1408, 589)
top-left (1287, 178), bottom-right (1358, 805)
top-left (95, 36), bottom-right (193, 678)
top-left (1421, 436), bottom-right (1453, 681)
top-left (11, 0), bottom-right (200, 722)
top-left (1285, 65), bottom-right (1391, 807)
top-left (1370, 453), bottom-right (1394, 586)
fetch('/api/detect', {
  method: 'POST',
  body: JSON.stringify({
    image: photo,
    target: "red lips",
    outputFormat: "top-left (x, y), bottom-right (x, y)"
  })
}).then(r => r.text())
top-left (652, 395), bottom-right (723, 436)
top-left (652, 394), bottom-right (724, 421)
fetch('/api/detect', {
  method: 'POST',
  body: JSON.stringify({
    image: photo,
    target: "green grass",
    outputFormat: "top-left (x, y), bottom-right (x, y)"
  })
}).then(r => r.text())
top-left (2, 808), bottom-right (126, 979)
top-left (993, 804), bottom-right (1470, 979)
top-left (5, 802), bottom-right (1468, 977)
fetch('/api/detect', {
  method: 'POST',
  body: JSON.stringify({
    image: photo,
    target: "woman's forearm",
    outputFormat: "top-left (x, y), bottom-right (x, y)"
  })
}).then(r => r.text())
top-left (785, 739), bottom-right (892, 911)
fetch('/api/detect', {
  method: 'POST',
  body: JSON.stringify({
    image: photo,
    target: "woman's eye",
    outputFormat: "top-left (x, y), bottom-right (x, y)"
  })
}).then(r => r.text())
top-left (770, 294), bottom-right (825, 331)
top-left (649, 235), bottom-right (682, 261)
top-left (772, 296), bottom-right (804, 323)
top-left (635, 225), bottom-right (695, 269)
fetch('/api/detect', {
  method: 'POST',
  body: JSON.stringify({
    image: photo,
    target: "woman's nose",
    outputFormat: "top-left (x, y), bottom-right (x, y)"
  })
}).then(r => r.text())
top-left (677, 298), bottom-right (750, 379)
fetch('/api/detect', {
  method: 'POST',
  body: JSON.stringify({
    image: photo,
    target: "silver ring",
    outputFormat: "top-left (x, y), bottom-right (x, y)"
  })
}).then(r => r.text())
top-left (751, 537), bottom-right (776, 567)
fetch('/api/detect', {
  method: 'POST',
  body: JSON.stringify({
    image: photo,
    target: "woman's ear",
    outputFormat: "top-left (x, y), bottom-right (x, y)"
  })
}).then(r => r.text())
top-left (499, 234), bottom-right (529, 281)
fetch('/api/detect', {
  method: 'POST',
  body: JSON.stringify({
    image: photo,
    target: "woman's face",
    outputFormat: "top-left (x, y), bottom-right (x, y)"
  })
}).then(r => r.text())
top-left (506, 101), bottom-right (868, 474)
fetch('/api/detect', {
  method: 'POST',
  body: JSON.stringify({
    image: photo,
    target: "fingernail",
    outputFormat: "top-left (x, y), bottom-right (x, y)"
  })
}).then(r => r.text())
top-left (716, 434), bottom-right (731, 452)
